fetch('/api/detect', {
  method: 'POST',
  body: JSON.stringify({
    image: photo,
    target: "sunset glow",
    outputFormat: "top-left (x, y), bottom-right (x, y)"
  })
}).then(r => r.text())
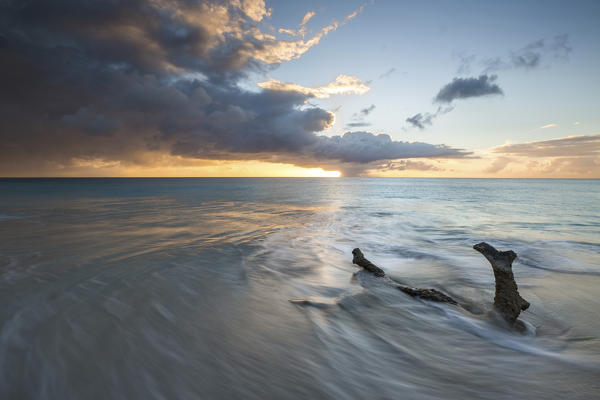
top-left (1, 0), bottom-right (598, 177)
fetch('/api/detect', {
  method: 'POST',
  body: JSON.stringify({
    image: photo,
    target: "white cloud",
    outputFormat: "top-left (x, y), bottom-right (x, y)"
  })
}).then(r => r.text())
top-left (301, 11), bottom-right (316, 26)
top-left (253, 4), bottom-right (366, 64)
top-left (257, 74), bottom-right (370, 98)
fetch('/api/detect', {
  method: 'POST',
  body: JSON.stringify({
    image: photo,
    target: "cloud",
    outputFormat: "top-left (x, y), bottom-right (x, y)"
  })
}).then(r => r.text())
top-left (509, 34), bottom-right (572, 69)
top-left (405, 106), bottom-right (454, 130)
top-left (539, 123), bottom-right (558, 129)
top-left (301, 11), bottom-right (316, 26)
top-left (257, 74), bottom-right (370, 98)
top-left (305, 131), bottom-right (468, 164)
top-left (493, 135), bottom-right (600, 157)
top-left (253, 4), bottom-right (366, 65)
top-left (170, 130), bottom-right (469, 177)
top-left (0, 0), bottom-right (469, 177)
top-left (435, 75), bottom-right (503, 103)
top-left (278, 11), bottom-right (315, 37)
top-left (457, 35), bottom-right (573, 75)
top-left (482, 34), bottom-right (572, 73)
top-left (379, 160), bottom-right (440, 171)
top-left (61, 107), bottom-right (119, 136)
top-left (345, 104), bottom-right (375, 129)
top-left (484, 156), bottom-right (513, 173)
top-left (532, 156), bottom-right (599, 176)
top-left (476, 135), bottom-right (600, 178)
top-left (356, 104), bottom-right (376, 117)
top-left (239, 0), bottom-right (272, 21)
top-left (406, 73), bottom-right (502, 131)
top-left (455, 52), bottom-right (477, 75)
top-left (406, 113), bottom-right (435, 130)
top-left (379, 68), bottom-right (396, 79)
top-left (345, 122), bottom-right (372, 128)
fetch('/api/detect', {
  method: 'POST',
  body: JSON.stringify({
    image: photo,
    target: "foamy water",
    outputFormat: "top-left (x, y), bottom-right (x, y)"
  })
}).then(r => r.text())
top-left (1, 178), bottom-right (599, 399)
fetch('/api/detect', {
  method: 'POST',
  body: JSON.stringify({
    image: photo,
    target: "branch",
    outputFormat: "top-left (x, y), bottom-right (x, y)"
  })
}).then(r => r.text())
top-left (352, 248), bottom-right (457, 305)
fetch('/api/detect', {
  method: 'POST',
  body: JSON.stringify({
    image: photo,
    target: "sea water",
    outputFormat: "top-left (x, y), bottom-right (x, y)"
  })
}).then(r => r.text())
top-left (0, 178), bottom-right (599, 399)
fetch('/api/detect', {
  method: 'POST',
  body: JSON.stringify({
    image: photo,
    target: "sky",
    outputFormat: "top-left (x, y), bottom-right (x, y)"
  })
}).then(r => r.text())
top-left (1, 0), bottom-right (599, 177)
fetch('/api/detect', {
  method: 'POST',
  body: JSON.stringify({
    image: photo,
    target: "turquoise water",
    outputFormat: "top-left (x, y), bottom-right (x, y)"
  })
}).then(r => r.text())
top-left (1, 178), bottom-right (599, 399)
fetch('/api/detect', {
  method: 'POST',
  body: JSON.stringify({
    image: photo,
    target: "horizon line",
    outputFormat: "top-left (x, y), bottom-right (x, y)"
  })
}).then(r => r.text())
top-left (1, 176), bottom-right (598, 180)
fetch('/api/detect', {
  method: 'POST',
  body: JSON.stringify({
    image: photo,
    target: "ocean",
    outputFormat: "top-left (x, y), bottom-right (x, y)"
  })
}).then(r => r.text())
top-left (1, 178), bottom-right (599, 399)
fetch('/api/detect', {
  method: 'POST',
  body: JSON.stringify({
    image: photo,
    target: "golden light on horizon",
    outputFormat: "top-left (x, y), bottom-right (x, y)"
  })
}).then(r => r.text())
top-left (25, 157), bottom-right (344, 178)
top-left (306, 169), bottom-right (341, 177)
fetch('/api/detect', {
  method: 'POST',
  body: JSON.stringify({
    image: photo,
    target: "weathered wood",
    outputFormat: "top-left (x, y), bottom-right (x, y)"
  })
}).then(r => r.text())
top-left (352, 248), bottom-right (385, 277)
top-left (473, 242), bottom-right (530, 324)
top-left (395, 285), bottom-right (458, 305)
top-left (352, 248), bottom-right (457, 305)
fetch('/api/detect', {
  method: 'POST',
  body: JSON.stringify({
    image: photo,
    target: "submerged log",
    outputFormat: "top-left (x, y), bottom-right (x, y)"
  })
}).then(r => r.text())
top-left (394, 286), bottom-right (458, 305)
top-left (352, 248), bottom-right (458, 305)
top-left (473, 242), bottom-right (530, 324)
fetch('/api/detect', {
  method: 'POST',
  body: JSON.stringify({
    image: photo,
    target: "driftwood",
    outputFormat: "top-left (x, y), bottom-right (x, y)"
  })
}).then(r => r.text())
top-left (352, 248), bottom-right (385, 277)
top-left (473, 242), bottom-right (530, 324)
top-left (352, 248), bottom-right (458, 305)
top-left (291, 244), bottom-right (530, 329)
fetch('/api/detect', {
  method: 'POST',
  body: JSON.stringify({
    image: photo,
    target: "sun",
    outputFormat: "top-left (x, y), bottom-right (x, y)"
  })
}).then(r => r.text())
top-left (304, 168), bottom-right (341, 177)
top-left (321, 170), bottom-right (341, 178)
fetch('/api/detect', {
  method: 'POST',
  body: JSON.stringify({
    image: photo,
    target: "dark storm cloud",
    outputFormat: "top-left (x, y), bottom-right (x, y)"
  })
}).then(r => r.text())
top-left (0, 0), bottom-right (469, 175)
top-left (434, 75), bottom-right (503, 103)
top-left (61, 108), bottom-right (119, 136)
top-left (309, 131), bottom-right (466, 164)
